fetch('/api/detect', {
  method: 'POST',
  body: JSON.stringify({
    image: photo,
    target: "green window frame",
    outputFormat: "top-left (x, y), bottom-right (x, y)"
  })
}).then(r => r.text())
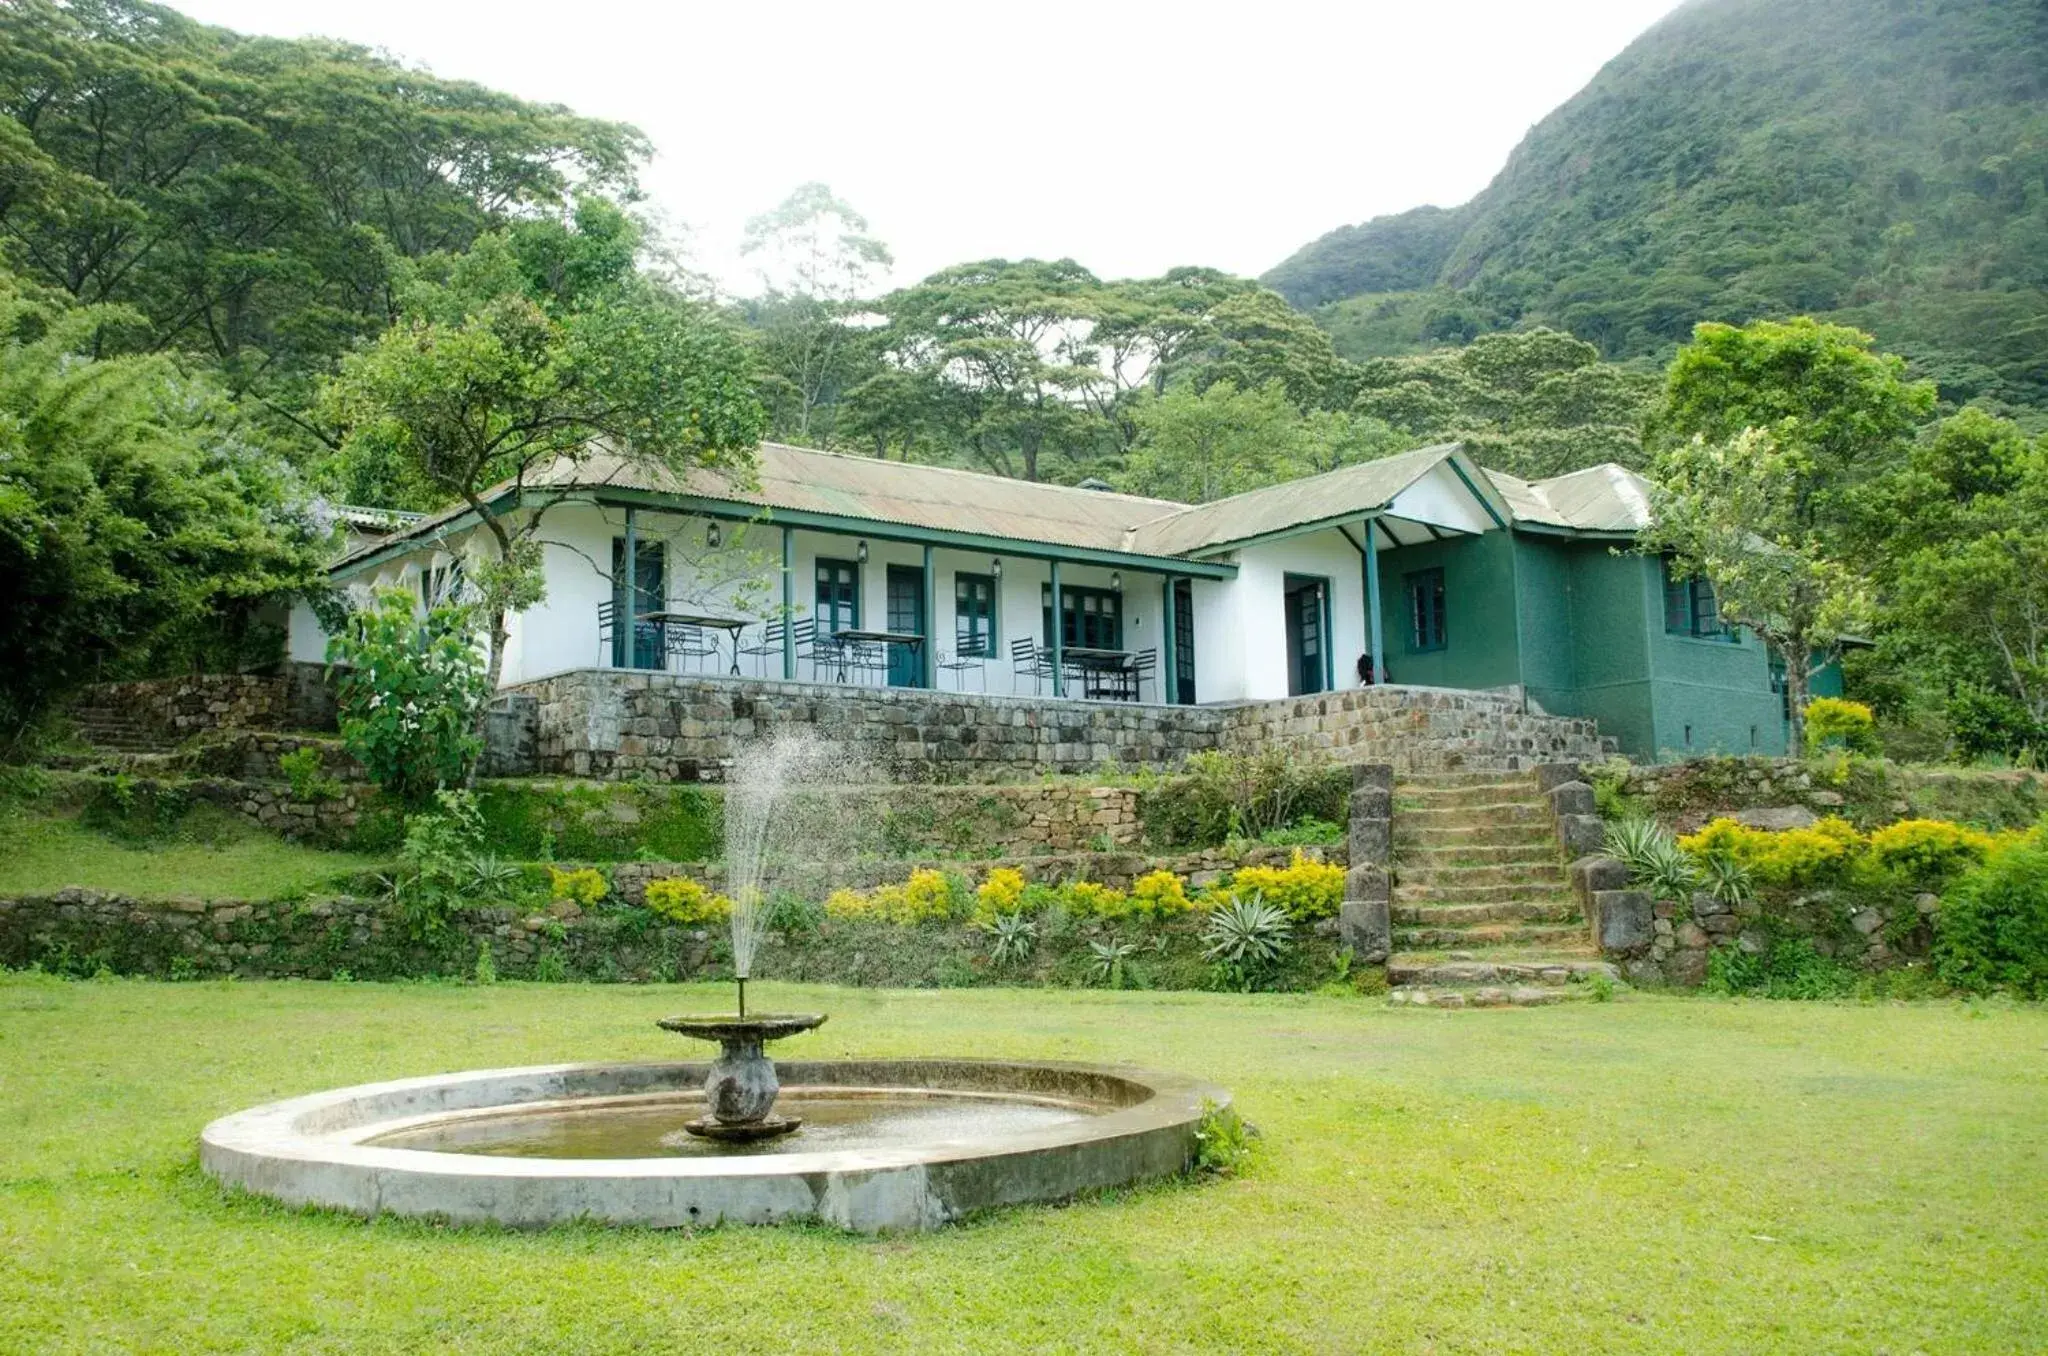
top-left (954, 572), bottom-right (996, 657)
top-left (815, 557), bottom-right (860, 633)
top-left (1405, 568), bottom-right (1446, 652)
top-left (1662, 558), bottom-right (1732, 641)
top-left (1042, 584), bottom-right (1122, 650)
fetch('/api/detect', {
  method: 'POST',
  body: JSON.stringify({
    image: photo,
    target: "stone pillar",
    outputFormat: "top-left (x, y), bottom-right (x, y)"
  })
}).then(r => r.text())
top-left (1340, 762), bottom-right (1394, 964)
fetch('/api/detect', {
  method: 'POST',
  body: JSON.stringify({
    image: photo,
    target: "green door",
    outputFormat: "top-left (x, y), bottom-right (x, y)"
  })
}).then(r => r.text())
top-left (885, 565), bottom-right (925, 687)
top-left (1283, 574), bottom-right (1329, 696)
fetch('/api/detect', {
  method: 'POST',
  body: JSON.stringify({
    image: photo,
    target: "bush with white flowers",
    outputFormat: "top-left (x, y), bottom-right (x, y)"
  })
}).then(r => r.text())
top-left (327, 588), bottom-right (490, 804)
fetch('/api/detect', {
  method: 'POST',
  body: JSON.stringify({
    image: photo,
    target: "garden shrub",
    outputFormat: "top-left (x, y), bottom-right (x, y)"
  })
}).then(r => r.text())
top-left (1934, 837), bottom-right (2048, 997)
top-left (1224, 851), bottom-right (1343, 920)
top-left (824, 869), bottom-right (970, 924)
top-left (1128, 869), bottom-right (1196, 919)
top-left (1865, 819), bottom-right (1994, 888)
top-left (327, 590), bottom-right (489, 804)
top-left (1681, 816), bottom-right (1866, 887)
top-left (1139, 749), bottom-right (1348, 848)
top-left (1803, 697), bottom-right (1878, 755)
top-left (277, 747), bottom-right (340, 803)
top-left (1703, 934), bottom-right (1858, 1000)
top-left (1056, 880), bottom-right (1131, 920)
top-left (643, 876), bottom-right (731, 924)
top-left (547, 866), bottom-right (609, 908)
top-left (974, 867), bottom-right (1027, 919)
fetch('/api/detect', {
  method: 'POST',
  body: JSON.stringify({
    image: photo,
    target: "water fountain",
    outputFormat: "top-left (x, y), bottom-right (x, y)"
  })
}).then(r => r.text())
top-left (200, 733), bottom-right (1228, 1232)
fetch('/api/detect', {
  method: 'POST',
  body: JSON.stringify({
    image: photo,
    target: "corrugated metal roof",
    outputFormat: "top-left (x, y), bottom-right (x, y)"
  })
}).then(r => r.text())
top-left (1123, 443), bottom-right (1467, 555)
top-left (1489, 464), bottom-right (1653, 533)
top-left (330, 439), bottom-right (1653, 574)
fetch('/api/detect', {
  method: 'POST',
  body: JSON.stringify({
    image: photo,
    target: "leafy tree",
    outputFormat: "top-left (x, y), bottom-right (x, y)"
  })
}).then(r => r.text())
top-left (852, 258), bottom-right (1107, 481)
top-left (1639, 428), bottom-right (1872, 749)
top-left (0, 278), bottom-right (320, 742)
top-left (318, 203), bottom-right (765, 695)
top-left (326, 590), bottom-right (489, 803)
top-left (0, 0), bottom-right (645, 453)
top-left (1121, 382), bottom-right (1308, 503)
top-left (1351, 327), bottom-right (1657, 477)
top-left (736, 182), bottom-right (892, 444)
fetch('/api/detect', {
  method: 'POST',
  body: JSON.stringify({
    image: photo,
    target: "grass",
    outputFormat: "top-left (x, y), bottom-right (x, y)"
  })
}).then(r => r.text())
top-left (0, 809), bottom-right (382, 899)
top-left (1, 980), bottom-right (2044, 1353)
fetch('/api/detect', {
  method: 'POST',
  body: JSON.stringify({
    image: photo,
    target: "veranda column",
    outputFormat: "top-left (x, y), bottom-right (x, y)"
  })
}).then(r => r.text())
top-left (1364, 520), bottom-right (1384, 684)
top-left (1160, 574), bottom-right (1177, 705)
top-left (1048, 559), bottom-right (1064, 698)
top-left (780, 524), bottom-right (795, 681)
top-left (920, 544), bottom-right (936, 689)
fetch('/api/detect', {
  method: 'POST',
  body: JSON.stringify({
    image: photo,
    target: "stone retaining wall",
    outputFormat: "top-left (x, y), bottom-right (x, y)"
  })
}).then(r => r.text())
top-left (0, 844), bottom-right (1339, 984)
top-left (508, 670), bottom-right (1616, 783)
top-left (1221, 687), bottom-right (1614, 773)
top-left (70, 664), bottom-right (338, 745)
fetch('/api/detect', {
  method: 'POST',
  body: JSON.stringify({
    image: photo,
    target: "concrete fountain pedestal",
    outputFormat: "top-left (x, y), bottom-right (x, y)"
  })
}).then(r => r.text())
top-left (656, 1013), bottom-right (826, 1142)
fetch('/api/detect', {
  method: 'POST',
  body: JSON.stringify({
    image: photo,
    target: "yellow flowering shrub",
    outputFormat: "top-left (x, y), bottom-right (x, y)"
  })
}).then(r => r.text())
top-left (1128, 869), bottom-right (1195, 919)
top-left (975, 867), bottom-right (1028, 918)
top-left (1056, 880), bottom-right (1130, 919)
top-left (1866, 819), bottom-right (1995, 886)
top-left (1226, 851), bottom-right (1344, 920)
top-left (642, 877), bottom-right (732, 924)
top-left (547, 866), bottom-right (608, 907)
top-left (1680, 817), bottom-right (1866, 886)
top-left (822, 869), bottom-right (968, 924)
top-left (1803, 697), bottom-right (1878, 753)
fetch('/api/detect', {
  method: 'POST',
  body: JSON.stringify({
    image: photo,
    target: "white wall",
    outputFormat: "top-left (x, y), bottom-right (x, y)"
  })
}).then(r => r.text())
top-left (1203, 529), bottom-right (1371, 701)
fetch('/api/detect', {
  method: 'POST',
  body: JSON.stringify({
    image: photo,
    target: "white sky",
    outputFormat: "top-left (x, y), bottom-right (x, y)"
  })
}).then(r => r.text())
top-left (170, 0), bottom-right (1684, 296)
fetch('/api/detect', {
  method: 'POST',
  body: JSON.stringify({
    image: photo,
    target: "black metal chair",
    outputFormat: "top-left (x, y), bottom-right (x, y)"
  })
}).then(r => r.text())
top-left (661, 622), bottom-right (721, 674)
top-left (738, 619), bottom-right (787, 677)
top-left (938, 641), bottom-right (988, 692)
top-left (1127, 649), bottom-right (1158, 703)
top-left (1010, 637), bottom-right (1051, 694)
top-left (793, 620), bottom-right (837, 681)
top-left (596, 600), bottom-right (616, 666)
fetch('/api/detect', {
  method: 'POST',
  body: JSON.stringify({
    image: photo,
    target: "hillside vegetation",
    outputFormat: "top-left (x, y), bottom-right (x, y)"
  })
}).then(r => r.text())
top-left (1265, 0), bottom-right (2048, 422)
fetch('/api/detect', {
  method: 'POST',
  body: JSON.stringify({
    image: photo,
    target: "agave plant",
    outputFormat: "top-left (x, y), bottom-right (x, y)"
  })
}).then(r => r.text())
top-left (1086, 936), bottom-right (1138, 988)
top-left (465, 854), bottom-right (525, 901)
top-left (984, 911), bottom-right (1038, 967)
top-left (1700, 852), bottom-right (1754, 908)
top-left (1642, 833), bottom-right (1702, 902)
top-left (1603, 814), bottom-right (1667, 879)
top-left (1202, 891), bottom-right (1293, 991)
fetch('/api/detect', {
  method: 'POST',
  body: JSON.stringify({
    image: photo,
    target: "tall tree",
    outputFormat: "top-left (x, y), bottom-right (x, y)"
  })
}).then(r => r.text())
top-left (0, 278), bottom-right (320, 742)
top-left (854, 258), bottom-right (1107, 481)
top-left (318, 203), bottom-right (765, 695)
top-left (737, 182), bottom-right (891, 445)
top-left (1639, 429), bottom-right (1872, 750)
top-left (1120, 381), bottom-right (1308, 503)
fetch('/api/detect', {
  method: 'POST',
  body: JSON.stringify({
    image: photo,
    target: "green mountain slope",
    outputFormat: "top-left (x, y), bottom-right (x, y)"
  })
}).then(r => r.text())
top-left (1265, 0), bottom-right (2048, 418)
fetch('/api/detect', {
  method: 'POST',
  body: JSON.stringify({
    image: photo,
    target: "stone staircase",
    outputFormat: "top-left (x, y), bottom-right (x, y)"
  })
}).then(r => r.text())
top-left (65, 704), bottom-right (171, 753)
top-left (1387, 771), bottom-right (1616, 1007)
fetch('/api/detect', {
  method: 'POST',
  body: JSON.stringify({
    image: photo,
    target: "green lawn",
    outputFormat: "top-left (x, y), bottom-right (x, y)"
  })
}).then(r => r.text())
top-left (0, 810), bottom-right (381, 899)
top-left (2, 980), bottom-right (2044, 1354)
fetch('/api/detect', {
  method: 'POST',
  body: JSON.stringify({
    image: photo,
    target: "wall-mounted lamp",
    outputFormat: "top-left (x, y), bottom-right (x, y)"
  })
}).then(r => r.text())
top-left (706, 521), bottom-right (722, 549)
top-left (990, 556), bottom-right (1002, 579)
top-left (1110, 571), bottom-right (1123, 592)
top-left (856, 540), bottom-right (869, 564)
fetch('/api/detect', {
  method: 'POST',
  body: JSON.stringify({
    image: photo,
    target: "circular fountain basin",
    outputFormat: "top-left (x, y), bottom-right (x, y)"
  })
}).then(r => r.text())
top-left (200, 1060), bottom-right (1227, 1233)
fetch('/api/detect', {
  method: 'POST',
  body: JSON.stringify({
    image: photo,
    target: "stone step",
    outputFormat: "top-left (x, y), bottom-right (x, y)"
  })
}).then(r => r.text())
top-left (1395, 922), bottom-right (1593, 951)
top-left (1396, 783), bottom-right (1546, 810)
top-left (1392, 872), bottom-right (1564, 893)
top-left (1389, 985), bottom-right (1570, 1009)
top-left (1393, 880), bottom-right (1573, 906)
top-left (1398, 842), bottom-right (1563, 868)
top-left (1397, 824), bottom-right (1558, 851)
top-left (1387, 954), bottom-right (1617, 988)
top-left (1397, 771), bottom-right (1550, 789)
top-left (1393, 900), bottom-right (1584, 926)
top-left (1397, 802), bottom-right (1551, 826)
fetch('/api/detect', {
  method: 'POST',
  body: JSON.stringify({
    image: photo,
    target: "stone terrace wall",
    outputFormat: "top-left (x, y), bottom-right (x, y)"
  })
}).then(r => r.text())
top-left (513, 670), bottom-right (1233, 782)
top-left (510, 671), bottom-right (1616, 784)
top-left (70, 663), bottom-right (338, 747)
top-left (1219, 686), bottom-right (1612, 773)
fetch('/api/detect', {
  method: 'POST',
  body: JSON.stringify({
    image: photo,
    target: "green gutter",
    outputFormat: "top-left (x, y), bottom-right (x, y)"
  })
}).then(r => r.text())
top-left (330, 485), bottom-right (1240, 582)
